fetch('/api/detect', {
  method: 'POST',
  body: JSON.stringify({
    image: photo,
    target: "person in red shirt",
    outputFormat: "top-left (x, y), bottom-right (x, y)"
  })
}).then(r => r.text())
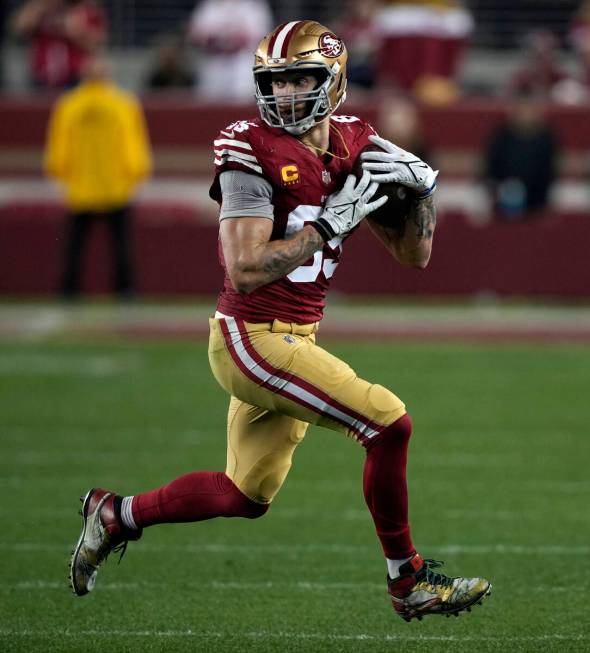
top-left (11, 0), bottom-right (107, 89)
top-left (69, 20), bottom-right (491, 622)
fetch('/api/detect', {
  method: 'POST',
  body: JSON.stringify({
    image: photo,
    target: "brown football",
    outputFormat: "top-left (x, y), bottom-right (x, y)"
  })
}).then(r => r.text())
top-left (352, 143), bottom-right (412, 230)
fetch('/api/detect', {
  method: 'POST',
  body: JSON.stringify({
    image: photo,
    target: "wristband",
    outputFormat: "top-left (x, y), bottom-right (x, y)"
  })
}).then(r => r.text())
top-left (414, 181), bottom-right (437, 200)
top-left (310, 218), bottom-right (336, 242)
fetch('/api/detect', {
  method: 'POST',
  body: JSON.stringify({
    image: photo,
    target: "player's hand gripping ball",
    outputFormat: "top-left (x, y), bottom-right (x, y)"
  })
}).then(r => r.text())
top-left (352, 143), bottom-right (413, 231)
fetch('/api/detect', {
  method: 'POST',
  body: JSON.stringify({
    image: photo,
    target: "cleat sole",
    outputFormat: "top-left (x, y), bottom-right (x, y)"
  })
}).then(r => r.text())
top-left (397, 580), bottom-right (492, 622)
top-left (70, 489), bottom-right (96, 596)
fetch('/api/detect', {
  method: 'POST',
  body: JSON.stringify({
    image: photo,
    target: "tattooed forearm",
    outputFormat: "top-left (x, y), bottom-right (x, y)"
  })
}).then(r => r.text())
top-left (366, 194), bottom-right (436, 268)
top-left (408, 195), bottom-right (436, 240)
top-left (260, 225), bottom-right (325, 280)
top-left (223, 218), bottom-right (326, 295)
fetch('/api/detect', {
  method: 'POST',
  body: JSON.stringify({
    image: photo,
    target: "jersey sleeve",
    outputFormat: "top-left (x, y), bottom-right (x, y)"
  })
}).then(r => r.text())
top-left (214, 128), bottom-right (263, 175)
top-left (218, 170), bottom-right (274, 221)
top-left (209, 121), bottom-right (265, 204)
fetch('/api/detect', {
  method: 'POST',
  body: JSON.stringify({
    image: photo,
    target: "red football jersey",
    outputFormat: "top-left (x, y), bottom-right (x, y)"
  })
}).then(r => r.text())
top-left (209, 115), bottom-right (375, 324)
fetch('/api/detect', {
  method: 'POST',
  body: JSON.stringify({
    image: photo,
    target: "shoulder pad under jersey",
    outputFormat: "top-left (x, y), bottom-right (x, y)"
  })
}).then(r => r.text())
top-left (213, 119), bottom-right (263, 176)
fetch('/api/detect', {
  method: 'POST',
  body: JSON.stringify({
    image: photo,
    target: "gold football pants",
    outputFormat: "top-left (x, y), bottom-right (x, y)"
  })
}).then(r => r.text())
top-left (208, 316), bottom-right (406, 504)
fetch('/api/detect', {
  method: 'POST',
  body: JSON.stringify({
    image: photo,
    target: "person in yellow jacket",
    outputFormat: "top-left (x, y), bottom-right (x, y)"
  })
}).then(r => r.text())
top-left (44, 52), bottom-right (152, 298)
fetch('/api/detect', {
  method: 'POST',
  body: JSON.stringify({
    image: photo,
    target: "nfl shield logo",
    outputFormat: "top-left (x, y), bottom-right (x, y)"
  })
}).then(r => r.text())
top-left (321, 170), bottom-right (331, 185)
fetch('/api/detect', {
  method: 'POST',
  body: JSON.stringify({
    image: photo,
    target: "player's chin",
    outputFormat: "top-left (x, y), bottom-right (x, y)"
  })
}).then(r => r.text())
top-left (278, 104), bottom-right (307, 119)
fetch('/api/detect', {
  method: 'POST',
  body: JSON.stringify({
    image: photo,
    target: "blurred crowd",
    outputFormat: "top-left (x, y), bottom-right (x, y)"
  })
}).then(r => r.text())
top-left (3, 0), bottom-right (590, 104)
top-left (2, 0), bottom-right (590, 228)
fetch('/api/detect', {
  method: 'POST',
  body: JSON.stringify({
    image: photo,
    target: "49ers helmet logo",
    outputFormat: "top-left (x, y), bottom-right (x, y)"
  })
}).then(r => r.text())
top-left (319, 32), bottom-right (343, 58)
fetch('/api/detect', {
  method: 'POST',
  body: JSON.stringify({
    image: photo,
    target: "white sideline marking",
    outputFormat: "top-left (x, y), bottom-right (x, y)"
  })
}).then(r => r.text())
top-left (277, 507), bottom-right (589, 522)
top-left (2, 542), bottom-right (589, 555)
top-left (0, 630), bottom-right (586, 643)
top-left (15, 309), bottom-right (66, 338)
top-left (286, 478), bottom-right (590, 493)
top-left (5, 580), bottom-right (382, 591)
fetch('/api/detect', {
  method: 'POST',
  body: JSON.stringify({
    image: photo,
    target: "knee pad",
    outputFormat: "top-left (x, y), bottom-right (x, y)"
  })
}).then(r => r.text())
top-left (229, 453), bottom-right (294, 505)
top-left (241, 500), bottom-right (270, 520)
top-left (232, 486), bottom-right (270, 519)
top-left (366, 413), bottom-right (413, 450)
top-left (221, 472), bottom-right (270, 519)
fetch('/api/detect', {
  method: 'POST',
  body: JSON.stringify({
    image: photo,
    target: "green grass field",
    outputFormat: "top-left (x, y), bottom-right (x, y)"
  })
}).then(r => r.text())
top-left (1, 337), bottom-right (589, 652)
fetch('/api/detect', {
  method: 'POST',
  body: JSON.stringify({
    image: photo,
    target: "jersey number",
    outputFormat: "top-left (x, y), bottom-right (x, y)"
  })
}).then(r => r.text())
top-left (285, 206), bottom-right (343, 283)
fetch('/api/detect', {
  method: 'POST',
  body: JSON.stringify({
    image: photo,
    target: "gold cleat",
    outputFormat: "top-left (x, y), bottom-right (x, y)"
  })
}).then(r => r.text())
top-left (69, 488), bottom-right (141, 596)
top-left (387, 554), bottom-right (491, 622)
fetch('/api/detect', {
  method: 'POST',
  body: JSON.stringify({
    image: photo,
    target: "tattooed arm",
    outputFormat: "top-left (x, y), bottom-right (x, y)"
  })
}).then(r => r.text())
top-left (220, 217), bottom-right (324, 294)
top-left (366, 196), bottom-right (436, 269)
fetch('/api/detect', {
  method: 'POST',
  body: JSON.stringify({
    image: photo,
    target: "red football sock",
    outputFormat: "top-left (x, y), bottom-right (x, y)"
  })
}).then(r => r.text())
top-left (362, 414), bottom-right (415, 559)
top-left (132, 471), bottom-right (268, 528)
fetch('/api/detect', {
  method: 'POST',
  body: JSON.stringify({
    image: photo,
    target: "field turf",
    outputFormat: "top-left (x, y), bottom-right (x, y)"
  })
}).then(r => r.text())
top-left (1, 337), bottom-right (589, 652)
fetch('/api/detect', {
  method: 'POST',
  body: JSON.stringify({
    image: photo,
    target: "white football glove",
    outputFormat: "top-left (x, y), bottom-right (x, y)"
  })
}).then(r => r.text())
top-left (312, 170), bottom-right (388, 242)
top-left (361, 134), bottom-right (439, 198)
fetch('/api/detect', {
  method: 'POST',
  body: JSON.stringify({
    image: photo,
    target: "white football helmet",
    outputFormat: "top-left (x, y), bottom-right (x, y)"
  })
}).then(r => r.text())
top-left (253, 21), bottom-right (348, 135)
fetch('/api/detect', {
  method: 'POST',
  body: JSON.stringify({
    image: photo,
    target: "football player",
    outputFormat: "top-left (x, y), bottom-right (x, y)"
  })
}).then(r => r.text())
top-left (70, 20), bottom-right (491, 622)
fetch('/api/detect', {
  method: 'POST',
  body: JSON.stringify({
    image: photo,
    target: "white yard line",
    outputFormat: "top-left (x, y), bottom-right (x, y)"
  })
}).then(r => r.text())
top-left (0, 348), bottom-right (145, 375)
top-left (1, 542), bottom-right (589, 555)
top-left (0, 629), bottom-right (586, 643)
top-left (2, 580), bottom-right (581, 595)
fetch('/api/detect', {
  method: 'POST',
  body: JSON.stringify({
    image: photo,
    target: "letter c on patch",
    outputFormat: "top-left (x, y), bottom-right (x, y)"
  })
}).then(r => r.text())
top-left (281, 165), bottom-right (299, 183)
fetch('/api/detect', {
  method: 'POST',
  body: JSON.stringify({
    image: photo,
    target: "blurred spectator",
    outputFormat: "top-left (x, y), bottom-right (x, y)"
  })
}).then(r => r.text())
top-left (570, 1), bottom-right (590, 89)
top-left (188, 0), bottom-right (272, 101)
top-left (484, 94), bottom-right (558, 220)
top-left (0, 2), bottom-right (9, 89)
top-left (333, 0), bottom-right (380, 90)
top-left (373, 0), bottom-right (473, 104)
top-left (376, 95), bottom-right (431, 164)
top-left (145, 34), bottom-right (193, 91)
top-left (10, 0), bottom-right (107, 90)
top-left (44, 53), bottom-right (152, 299)
top-left (510, 30), bottom-right (568, 100)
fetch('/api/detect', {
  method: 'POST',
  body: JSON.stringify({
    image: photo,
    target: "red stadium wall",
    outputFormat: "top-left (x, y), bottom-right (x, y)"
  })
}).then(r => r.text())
top-left (2, 97), bottom-right (590, 150)
top-left (2, 97), bottom-right (590, 178)
top-left (0, 203), bottom-right (587, 298)
top-left (0, 97), bottom-right (589, 298)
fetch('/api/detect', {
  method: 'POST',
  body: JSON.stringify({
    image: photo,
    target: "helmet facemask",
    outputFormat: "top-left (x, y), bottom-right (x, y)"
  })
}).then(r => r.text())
top-left (254, 62), bottom-right (344, 135)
